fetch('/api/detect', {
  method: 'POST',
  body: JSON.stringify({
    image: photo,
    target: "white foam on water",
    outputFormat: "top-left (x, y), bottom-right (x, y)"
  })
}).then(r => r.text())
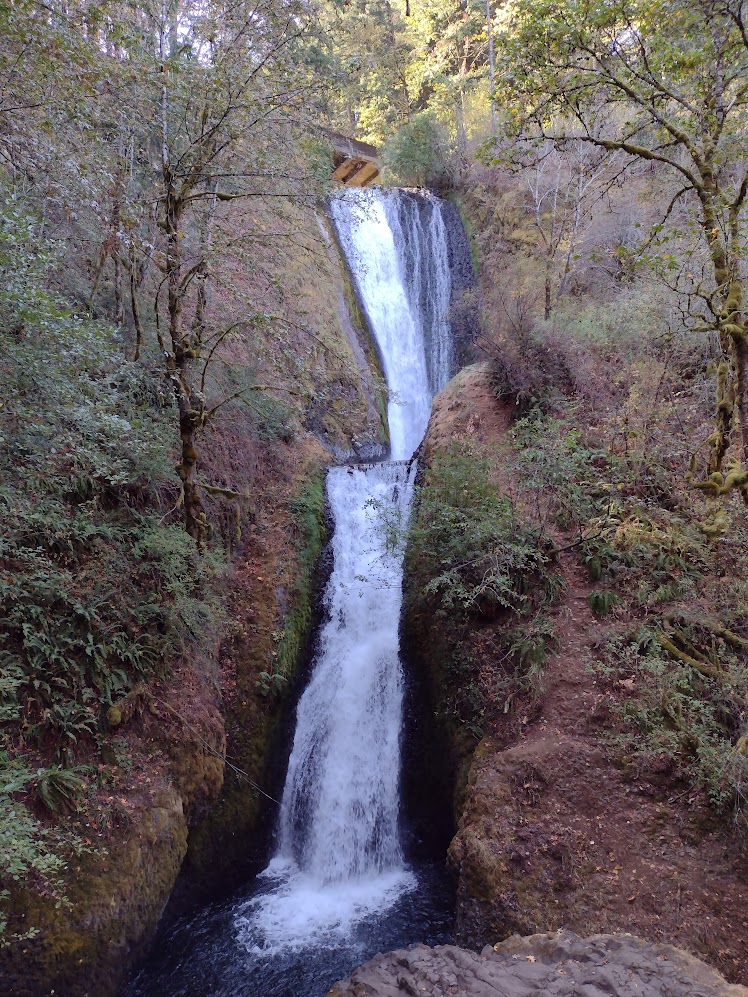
top-left (236, 861), bottom-right (416, 956)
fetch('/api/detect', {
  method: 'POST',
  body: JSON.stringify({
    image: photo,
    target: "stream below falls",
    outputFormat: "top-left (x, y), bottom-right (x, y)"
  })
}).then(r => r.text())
top-left (124, 188), bottom-right (465, 997)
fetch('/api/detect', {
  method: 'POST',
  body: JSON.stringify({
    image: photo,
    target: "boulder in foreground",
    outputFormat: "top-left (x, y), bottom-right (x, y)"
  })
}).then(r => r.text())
top-left (329, 930), bottom-right (748, 996)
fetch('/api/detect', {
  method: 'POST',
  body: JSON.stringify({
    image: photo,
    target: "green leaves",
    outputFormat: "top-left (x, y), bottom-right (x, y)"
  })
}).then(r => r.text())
top-left (35, 766), bottom-right (87, 815)
top-left (592, 626), bottom-right (748, 816)
top-left (0, 201), bottom-right (221, 756)
top-left (382, 110), bottom-right (451, 188)
top-left (408, 445), bottom-right (557, 620)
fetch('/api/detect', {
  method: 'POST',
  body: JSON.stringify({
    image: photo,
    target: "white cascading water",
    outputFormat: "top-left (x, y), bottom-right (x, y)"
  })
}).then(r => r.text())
top-left (329, 189), bottom-right (453, 459)
top-left (236, 187), bottom-right (453, 954)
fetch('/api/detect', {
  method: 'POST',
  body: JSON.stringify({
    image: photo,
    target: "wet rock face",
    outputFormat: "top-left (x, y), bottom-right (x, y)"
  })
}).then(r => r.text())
top-left (441, 199), bottom-right (475, 302)
top-left (329, 930), bottom-right (748, 997)
top-left (440, 199), bottom-right (478, 371)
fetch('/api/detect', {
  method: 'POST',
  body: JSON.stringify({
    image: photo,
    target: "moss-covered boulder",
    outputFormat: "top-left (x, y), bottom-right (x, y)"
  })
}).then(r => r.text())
top-left (3, 790), bottom-right (188, 997)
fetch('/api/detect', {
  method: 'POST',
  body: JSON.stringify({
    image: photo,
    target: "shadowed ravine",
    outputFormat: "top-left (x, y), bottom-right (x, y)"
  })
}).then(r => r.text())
top-left (124, 189), bottom-right (459, 997)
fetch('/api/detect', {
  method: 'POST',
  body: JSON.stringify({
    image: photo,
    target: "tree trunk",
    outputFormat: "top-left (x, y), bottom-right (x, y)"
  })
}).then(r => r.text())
top-left (87, 244), bottom-right (109, 313)
top-left (734, 330), bottom-right (748, 462)
top-left (157, 21), bottom-right (209, 551)
top-left (165, 189), bottom-right (209, 550)
top-left (192, 192), bottom-right (216, 343)
top-left (114, 253), bottom-right (124, 328)
top-left (112, 199), bottom-right (124, 328)
top-left (129, 250), bottom-right (145, 360)
top-left (486, 0), bottom-right (497, 136)
top-left (177, 405), bottom-right (208, 548)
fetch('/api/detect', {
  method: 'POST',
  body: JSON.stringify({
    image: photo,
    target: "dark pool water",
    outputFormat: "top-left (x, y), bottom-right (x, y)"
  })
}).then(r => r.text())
top-left (122, 859), bottom-right (454, 997)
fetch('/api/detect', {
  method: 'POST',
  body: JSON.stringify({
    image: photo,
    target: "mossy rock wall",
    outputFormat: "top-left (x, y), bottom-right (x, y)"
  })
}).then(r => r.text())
top-left (401, 381), bottom-right (488, 841)
top-left (400, 572), bottom-right (477, 833)
top-left (3, 790), bottom-right (189, 997)
top-left (184, 467), bottom-right (330, 886)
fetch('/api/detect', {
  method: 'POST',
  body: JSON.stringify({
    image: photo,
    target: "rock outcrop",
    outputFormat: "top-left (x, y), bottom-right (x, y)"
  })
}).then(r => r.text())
top-left (402, 363), bottom-right (748, 983)
top-left (330, 930), bottom-right (748, 997)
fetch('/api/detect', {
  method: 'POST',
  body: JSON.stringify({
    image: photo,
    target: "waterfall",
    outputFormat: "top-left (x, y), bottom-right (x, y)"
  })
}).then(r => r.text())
top-left (329, 190), bottom-right (453, 458)
top-left (237, 187), bottom-right (454, 954)
top-left (277, 461), bottom-right (415, 883)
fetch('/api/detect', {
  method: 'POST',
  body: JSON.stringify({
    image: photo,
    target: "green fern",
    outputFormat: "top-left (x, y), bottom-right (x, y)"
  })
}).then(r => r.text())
top-left (588, 589), bottom-right (621, 618)
top-left (35, 766), bottom-right (87, 814)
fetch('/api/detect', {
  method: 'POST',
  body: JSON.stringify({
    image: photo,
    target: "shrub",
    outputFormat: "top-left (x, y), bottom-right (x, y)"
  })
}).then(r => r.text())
top-left (588, 589), bottom-right (621, 618)
top-left (382, 110), bottom-right (452, 189)
top-left (0, 203), bottom-right (222, 759)
top-left (511, 409), bottom-right (605, 532)
top-left (0, 200), bottom-right (223, 941)
top-left (509, 409), bottom-right (708, 604)
top-left (592, 628), bottom-right (748, 817)
top-left (406, 445), bottom-right (561, 729)
top-left (408, 446), bottom-right (558, 620)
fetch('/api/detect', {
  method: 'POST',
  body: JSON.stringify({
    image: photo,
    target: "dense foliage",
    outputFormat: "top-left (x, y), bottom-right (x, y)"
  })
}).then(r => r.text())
top-left (406, 445), bottom-right (562, 733)
top-left (593, 625), bottom-right (748, 816)
top-left (0, 201), bottom-right (221, 936)
top-left (490, 0), bottom-right (748, 495)
top-left (408, 447), bottom-right (557, 619)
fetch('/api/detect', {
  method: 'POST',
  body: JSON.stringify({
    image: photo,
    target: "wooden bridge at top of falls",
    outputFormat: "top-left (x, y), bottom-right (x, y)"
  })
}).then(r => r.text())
top-left (321, 128), bottom-right (381, 187)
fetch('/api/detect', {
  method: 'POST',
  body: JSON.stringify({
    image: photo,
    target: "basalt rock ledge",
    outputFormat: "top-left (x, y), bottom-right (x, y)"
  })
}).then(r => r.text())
top-left (329, 930), bottom-right (748, 997)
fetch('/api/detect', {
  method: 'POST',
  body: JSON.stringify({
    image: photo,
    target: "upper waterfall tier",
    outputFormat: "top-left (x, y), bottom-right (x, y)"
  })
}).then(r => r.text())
top-left (330, 189), bottom-right (454, 461)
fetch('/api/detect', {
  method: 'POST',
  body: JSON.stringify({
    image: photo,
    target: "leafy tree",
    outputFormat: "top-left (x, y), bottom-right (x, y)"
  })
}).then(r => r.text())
top-left (527, 141), bottom-right (617, 317)
top-left (494, 0), bottom-right (748, 495)
top-left (382, 109), bottom-right (450, 186)
top-left (324, 0), bottom-right (414, 142)
top-left (103, 0), bottom-right (329, 548)
top-left (323, 0), bottom-right (497, 147)
top-left (1, 0), bottom-right (332, 548)
top-left (405, 0), bottom-right (491, 145)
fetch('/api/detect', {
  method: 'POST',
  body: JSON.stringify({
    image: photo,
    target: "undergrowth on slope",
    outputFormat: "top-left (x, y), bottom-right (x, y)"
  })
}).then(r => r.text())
top-left (449, 164), bottom-right (748, 840)
top-left (0, 202), bottom-right (223, 940)
top-left (591, 627), bottom-right (748, 818)
top-left (510, 409), bottom-right (709, 609)
top-left (512, 409), bottom-right (748, 820)
top-left (409, 446), bottom-right (558, 618)
top-left (406, 444), bottom-right (562, 734)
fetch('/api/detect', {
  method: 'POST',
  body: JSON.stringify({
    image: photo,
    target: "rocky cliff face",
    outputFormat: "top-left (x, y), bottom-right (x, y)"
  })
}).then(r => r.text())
top-left (3, 650), bottom-right (226, 997)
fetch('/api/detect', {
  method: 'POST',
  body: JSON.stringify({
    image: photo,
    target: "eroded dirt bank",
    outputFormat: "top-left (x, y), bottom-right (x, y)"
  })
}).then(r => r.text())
top-left (403, 364), bottom-right (748, 985)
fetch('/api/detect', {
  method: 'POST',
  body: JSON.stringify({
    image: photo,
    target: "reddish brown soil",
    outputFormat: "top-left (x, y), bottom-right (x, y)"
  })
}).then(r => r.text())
top-left (428, 364), bottom-right (748, 985)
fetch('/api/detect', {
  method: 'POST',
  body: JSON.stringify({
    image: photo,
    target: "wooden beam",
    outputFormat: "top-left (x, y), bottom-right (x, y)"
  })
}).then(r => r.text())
top-left (332, 158), bottom-right (364, 183)
top-left (344, 161), bottom-right (380, 187)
